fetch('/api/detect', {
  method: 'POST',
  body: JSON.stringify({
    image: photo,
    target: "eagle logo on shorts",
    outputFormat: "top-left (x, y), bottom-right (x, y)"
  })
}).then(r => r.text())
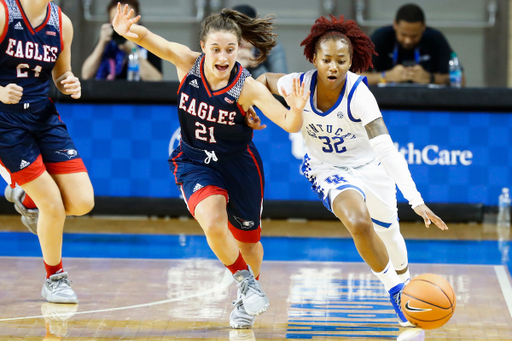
top-left (55, 149), bottom-right (78, 159)
top-left (234, 216), bottom-right (255, 230)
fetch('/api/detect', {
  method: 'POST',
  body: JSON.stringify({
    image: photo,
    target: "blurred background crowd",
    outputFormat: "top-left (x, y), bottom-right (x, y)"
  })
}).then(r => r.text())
top-left (66, 0), bottom-right (506, 87)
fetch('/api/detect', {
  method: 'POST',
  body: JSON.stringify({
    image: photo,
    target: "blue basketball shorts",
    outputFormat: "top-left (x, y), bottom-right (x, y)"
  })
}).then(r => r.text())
top-left (0, 98), bottom-right (86, 187)
top-left (169, 140), bottom-right (265, 243)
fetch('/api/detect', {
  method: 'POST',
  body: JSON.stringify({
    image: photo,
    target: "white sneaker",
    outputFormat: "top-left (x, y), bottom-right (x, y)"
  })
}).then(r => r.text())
top-left (232, 265), bottom-right (269, 316)
top-left (230, 290), bottom-right (256, 329)
top-left (41, 302), bottom-right (78, 337)
top-left (41, 272), bottom-right (79, 304)
top-left (4, 184), bottom-right (38, 234)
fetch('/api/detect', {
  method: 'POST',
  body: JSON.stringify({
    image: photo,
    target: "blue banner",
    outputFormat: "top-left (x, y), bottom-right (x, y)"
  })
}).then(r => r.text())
top-left (57, 103), bottom-right (511, 205)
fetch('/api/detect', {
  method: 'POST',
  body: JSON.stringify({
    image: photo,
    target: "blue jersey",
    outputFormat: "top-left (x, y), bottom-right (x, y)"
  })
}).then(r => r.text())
top-left (177, 53), bottom-right (253, 153)
top-left (0, 0), bottom-right (62, 105)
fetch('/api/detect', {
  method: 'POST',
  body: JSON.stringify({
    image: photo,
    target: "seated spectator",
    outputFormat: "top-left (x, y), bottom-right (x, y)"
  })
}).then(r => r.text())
top-left (361, 3), bottom-right (465, 86)
top-left (81, 0), bottom-right (163, 81)
top-left (232, 4), bottom-right (288, 79)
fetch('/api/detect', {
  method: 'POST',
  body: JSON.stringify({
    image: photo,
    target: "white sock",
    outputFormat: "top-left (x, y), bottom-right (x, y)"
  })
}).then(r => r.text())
top-left (372, 260), bottom-right (402, 292)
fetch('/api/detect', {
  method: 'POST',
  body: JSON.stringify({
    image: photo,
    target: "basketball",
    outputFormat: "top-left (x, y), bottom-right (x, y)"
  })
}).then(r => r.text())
top-left (401, 273), bottom-right (456, 329)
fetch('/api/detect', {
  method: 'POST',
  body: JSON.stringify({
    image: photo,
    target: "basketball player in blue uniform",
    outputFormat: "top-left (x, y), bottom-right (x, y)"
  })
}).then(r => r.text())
top-left (255, 15), bottom-right (448, 327)
top-left (113, 4), bottom-right (308, 328)
top-left (0, 0), bottom-right (94, 303)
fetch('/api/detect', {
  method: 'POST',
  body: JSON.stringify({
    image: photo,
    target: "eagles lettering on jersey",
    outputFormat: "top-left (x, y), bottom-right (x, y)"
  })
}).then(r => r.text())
top-left (177, 53), bottom-right (253, 153)
top-left (0, 0), bottom-right (62, 104)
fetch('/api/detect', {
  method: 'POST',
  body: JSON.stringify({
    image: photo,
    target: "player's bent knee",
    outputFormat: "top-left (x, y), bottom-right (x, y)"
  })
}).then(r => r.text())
top-left (40, 201), bottom-right (67, 220)
top-left (65, 196), bottom-right (95, 216)
top-left (347, 219), bottom-right (374, 238)
top-left (200, 220), bottom-right (229, 237)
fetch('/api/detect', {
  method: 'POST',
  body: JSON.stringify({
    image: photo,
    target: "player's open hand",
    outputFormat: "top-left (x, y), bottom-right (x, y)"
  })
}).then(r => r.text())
top-left (281, 77), bottom-right (309, 113)
top-left (413, 204), bottom-right (448, 230)
top-left (112, 3), bottom-right (141, 39)
top-left (245, 106), bottom-right (266, 130)
top-left (0, 83), bottom-right (23, 104)
top-left (61, 76), bottom-right (81, 99)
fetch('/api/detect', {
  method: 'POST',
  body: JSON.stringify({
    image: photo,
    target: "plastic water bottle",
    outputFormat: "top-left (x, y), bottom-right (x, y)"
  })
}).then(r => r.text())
top-left (448, 52), bottom-right (462, 88)
top-left (127, 47), bottom-right (140, 81)
top-left (498, 187), bottom-right (511, 227)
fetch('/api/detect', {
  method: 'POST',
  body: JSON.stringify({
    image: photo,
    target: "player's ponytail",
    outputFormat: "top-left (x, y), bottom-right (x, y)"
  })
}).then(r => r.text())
top-left (199, 8), bottom-right (277, 64)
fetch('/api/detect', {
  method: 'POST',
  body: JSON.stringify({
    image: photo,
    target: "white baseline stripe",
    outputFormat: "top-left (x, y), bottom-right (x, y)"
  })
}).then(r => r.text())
top-left (0, 269), bottom-right (234, 322)
top-left (494, 265), bottom-right (512, 319)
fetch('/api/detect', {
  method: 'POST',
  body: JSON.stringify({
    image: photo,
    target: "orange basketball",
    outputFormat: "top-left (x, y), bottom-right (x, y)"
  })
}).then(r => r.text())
top-left (401, 273), bottom-right (456, 329)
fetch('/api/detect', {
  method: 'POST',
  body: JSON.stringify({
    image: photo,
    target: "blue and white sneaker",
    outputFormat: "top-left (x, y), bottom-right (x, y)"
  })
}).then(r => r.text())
top-left (389, 282), bottom-right (414, 327)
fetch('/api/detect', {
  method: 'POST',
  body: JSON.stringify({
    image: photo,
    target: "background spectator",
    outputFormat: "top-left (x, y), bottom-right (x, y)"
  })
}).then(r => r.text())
top-left (232, 4), bottom-right (288, 79)
top-left (81, 0), bottom-right (163, 81)
top-left (361, 3), bottom-right (465, 86)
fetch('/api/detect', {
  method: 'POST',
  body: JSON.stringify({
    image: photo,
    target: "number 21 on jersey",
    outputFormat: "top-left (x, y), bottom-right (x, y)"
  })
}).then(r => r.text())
top-left (17, 64), bottom-right (42, 78)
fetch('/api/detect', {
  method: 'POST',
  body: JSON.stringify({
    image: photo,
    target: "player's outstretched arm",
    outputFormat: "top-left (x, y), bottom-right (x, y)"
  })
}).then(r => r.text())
top-left (366, 118), bottom-right (446, 230)
top-left (256, 72), bottom-right (286, 95)
top-left (52, 13), bottom-right (80, 99)
top-left (112, 3), bottom-right (198, 76)
top-left (240, 77), bottom-right (308, 133)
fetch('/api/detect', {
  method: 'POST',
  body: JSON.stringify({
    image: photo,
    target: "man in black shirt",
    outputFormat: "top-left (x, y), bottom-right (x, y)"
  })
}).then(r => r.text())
top-left (362, 3), bottom-right (465, 86)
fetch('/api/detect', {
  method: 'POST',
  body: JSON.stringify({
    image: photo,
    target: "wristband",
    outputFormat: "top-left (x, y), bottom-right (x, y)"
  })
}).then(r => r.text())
top-left (429, 72), bottom-right (435, 84)
top-left (380, 71), bottom-right (386, 84)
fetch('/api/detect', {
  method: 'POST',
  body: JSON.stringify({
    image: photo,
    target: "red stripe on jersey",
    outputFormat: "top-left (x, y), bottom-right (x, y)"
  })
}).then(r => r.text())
top-left (0, 157), bottom-right (13, 187)
top-left (58, 6), bottom-right (63, 51)
top-left (10, 154), bottom-right (46, 186)
top-left (228, 221), bottom-right (261, 243)
top-left (213, 64), bottom-right (243, 96)
top-left (177, 73), bottom-right (188, 94)
top-left (34, 4), bottom-right (51, 33)
top-left (199, 56), bottom-right (212, 97)
top-left (0, 0), bottom-right (9, 44)
top-left (171, 150), bottom-right (183, 185)
top-left (14, 0), bottom-right (35, 35)
top-left (45, 158), bottom-right (87, 175)
top-left (237, 103), bottom-right (246, 116)
top-left (187, 185), bottom-right (228, 217)
top-left (247, 146), bottom-right (263, 199)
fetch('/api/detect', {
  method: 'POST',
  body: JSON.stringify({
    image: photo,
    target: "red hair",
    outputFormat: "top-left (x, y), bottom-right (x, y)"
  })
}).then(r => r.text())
top-left (301, 15), bottom-right (376, 73)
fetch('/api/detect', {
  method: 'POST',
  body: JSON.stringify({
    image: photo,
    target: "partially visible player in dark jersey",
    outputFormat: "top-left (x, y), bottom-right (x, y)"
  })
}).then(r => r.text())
top-left (0, 0), bottom-right (94, 303)
top-left (113, 4), bottom-right (308, 328)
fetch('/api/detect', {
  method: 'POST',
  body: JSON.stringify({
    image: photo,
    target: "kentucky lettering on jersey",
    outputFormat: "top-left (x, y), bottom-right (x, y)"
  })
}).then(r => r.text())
top-left (278, 70), bottom-right (382, 168)
top-left (177, 53), bottom-right (253, 153)
top-left (0, 0), bottom-right (62, 104)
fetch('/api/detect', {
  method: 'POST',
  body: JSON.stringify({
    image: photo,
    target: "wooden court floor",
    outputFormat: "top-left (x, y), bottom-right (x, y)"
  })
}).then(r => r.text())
top-left (0, 214), bottom-right (511, 341)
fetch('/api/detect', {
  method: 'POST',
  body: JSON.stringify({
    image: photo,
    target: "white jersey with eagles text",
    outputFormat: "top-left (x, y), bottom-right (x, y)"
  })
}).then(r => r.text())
top-left (277, 70), bottom-right (381, 168)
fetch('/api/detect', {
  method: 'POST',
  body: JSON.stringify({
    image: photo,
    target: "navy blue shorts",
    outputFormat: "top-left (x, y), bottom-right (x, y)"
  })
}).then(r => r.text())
top-left (169, 140), bottom-right (265, 243)
top-left (0, 98), bottom-right (86, 187)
